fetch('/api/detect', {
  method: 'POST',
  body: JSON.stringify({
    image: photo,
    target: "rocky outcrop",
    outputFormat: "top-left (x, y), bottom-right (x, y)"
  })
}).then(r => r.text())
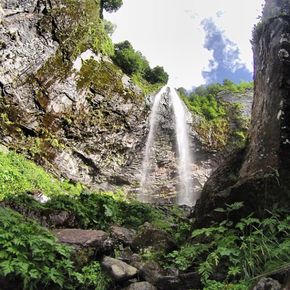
top-left (195, 0), bottom-right (290, 223)
top-left (0, 0), bottom-right (253, 205)
top-left (0, 0), bottom-right (148, 194)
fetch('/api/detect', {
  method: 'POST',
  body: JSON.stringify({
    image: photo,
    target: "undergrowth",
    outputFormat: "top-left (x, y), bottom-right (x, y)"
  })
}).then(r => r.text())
top-left (0, 151), bottom-right (83, 201)
top-left (164, 202), bottom-right (290, 289)
top-left (0, 207), bottom-right (110, 290)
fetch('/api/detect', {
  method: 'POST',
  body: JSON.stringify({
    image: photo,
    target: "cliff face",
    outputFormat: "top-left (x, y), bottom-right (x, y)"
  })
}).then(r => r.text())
top-left (241, 3), bottom-right (290, 184)
top-left (0, 0), bottom-right (148, 192)
top-left (0, 0), bottom-right (254, 203)
top-left (195, 0), bottom-right (290, 223)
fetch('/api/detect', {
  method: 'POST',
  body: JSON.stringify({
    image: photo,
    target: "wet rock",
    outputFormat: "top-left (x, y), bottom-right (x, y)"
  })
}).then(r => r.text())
top-left (124, 281), bottom-right (157, 290)
top-left (139, 261), bottom-right (165, 285)
top-left (132, 223), bottom-right (176, 252)
top-left (102, 256), bottom-right (138, 281)
top-left (252, 277), bottom-right (281, 290)
top-left (155, 272), bottom-right (201, 290)
top-left (54, 229), bottom-right (109, 248)
top-left (47, 211), bottom-right (74, 227)
top-left (110, 225), bottom-right (136, 246)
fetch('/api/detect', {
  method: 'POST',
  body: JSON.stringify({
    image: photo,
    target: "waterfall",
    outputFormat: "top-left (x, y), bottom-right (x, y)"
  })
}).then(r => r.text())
top-left (170, 87), bottom-right (194, 206)
top-left (139, 86), bottom-right (167, 202)
top-left (139, 86), bottom-right (195, 206)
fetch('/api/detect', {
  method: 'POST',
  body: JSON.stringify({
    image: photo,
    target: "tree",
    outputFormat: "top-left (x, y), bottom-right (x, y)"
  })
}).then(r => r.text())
top-left (113, 41), bottom-right (150, 75)
top-left (145, 66), bottom-right (169, 84)
top-left (101, 0), bottom-right (123, 13)
top-left (103, 19), bottom-right (116, 36)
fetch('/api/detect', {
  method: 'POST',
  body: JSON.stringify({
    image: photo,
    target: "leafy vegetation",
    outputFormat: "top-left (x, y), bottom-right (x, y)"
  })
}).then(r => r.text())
top-left (178, 80), bottom-right (253, 151)
top-left (113, 40), bottom-right (169, 88)
top-left (164, 202), bottom-right (290, 289)
top-left (101, 0), bottom-right (123, 13)
top-left (0, 206), bottom-right (110, 290)
top-left (0, 151), bottom-right (83, 201)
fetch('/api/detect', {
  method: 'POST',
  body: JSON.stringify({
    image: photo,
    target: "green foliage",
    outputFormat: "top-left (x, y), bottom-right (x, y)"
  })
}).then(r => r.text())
top-left (102, 0), bottom-right (123, 13)
top-left (178, 80), bottom-right (253, 121)
top-left (4, 190), bottom-right (169, 231)
top-left (144, 66), bottom-right (169, 84)
top-left (164, 203), bottom-right (290, 288)
top-left (0, 206), bottom-right (110, 290)
top-left (72, 261), bottom-right (110, 290)
top-left (103, 19), bottom-right (116, 36)
top-left (0, 206), bottom-right (72, 289)
top-left (178, 80), bottom-right (252, 150)
top-left (113, 41), bottom-right (149, 75)
top-left (131, 73), bottom-right (164, 95)
top-left (0, 151), bottom-right (83, 201)
top-left (113, 41), bottom-right (168, 89)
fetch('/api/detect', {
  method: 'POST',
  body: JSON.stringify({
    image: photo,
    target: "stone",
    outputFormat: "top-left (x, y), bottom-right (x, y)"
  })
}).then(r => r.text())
top-left (252, 277), bottom-right (281, 290)
top-left (54, 229), bottom-right (109, 248)
top-left (101, 256), bottom-right (138, 281)
top-left (110, 225), bottom-right (136, 245)
top-left (124, 281), bottom-right (157, 290)
top-left (139, 261), bottom-right (165, 285)
top-left (132, 223), bottom-right (176, 252)
top-left (155, 272), bottom-right (201, 290)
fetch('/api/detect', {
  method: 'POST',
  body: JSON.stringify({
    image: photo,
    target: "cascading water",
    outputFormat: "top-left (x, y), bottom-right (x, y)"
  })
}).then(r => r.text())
top-left (139, 86), bottom-right (196, 206)
top-left (170, 87), bottom-right (194, 206)
top-left (139, 86), bottom-right (167, 202)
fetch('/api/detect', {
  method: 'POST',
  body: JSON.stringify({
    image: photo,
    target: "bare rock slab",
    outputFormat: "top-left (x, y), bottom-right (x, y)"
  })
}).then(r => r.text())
top-left (54, 228), bottom-right (108, 248)
top-left (102, 256), bottom-right (138, 281)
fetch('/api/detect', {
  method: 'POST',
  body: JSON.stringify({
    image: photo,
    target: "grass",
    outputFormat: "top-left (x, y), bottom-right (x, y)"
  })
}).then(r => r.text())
top-left (0, 151), bottom-right (83, 201)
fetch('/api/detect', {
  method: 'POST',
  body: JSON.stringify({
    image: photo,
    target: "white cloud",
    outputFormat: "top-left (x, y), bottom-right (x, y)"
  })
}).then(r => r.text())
top-left (105, 0), bottom-right (264, 89)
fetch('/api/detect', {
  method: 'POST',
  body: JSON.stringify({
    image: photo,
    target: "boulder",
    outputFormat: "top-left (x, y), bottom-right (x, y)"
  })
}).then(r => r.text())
top-left (124, 282), bottom-right (157, 290)
top-left (102, 256), bottom-right (138, 281)
top-left (53, 229), bottom-right (110, 248)
top-left (139, 261), bottom-right (165, 285)
top-left (110, 225), bottom-right (136, 246)
top-left (252, 277), bottom-right (281, 290)
top-left (132, 223), bottom-right (176, 252)
top-left (155, 272), bottom-right (201, 290)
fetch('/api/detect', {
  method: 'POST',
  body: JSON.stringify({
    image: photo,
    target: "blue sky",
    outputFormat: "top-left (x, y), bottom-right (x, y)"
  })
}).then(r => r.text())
top-left (105, 0), bottom-right (264, 89)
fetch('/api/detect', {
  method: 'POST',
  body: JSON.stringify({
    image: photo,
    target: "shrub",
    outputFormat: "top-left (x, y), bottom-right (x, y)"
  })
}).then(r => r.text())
top-left (164, 202), bottom-right (290, 289)
top-left (144, 66), bottom-right (169, 84)
top-left (102, 0), bottom-right (123, 13)
top-left (0, 206), bottom-right (110, 290)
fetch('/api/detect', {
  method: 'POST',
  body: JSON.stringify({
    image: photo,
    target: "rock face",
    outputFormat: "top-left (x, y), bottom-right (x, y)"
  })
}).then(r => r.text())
top-left (0, 0), bottom-right (253, 204)
top-left (0, 0), bottom-right (147, 194)
top-left (195, 0), bottom-right (290, 223)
